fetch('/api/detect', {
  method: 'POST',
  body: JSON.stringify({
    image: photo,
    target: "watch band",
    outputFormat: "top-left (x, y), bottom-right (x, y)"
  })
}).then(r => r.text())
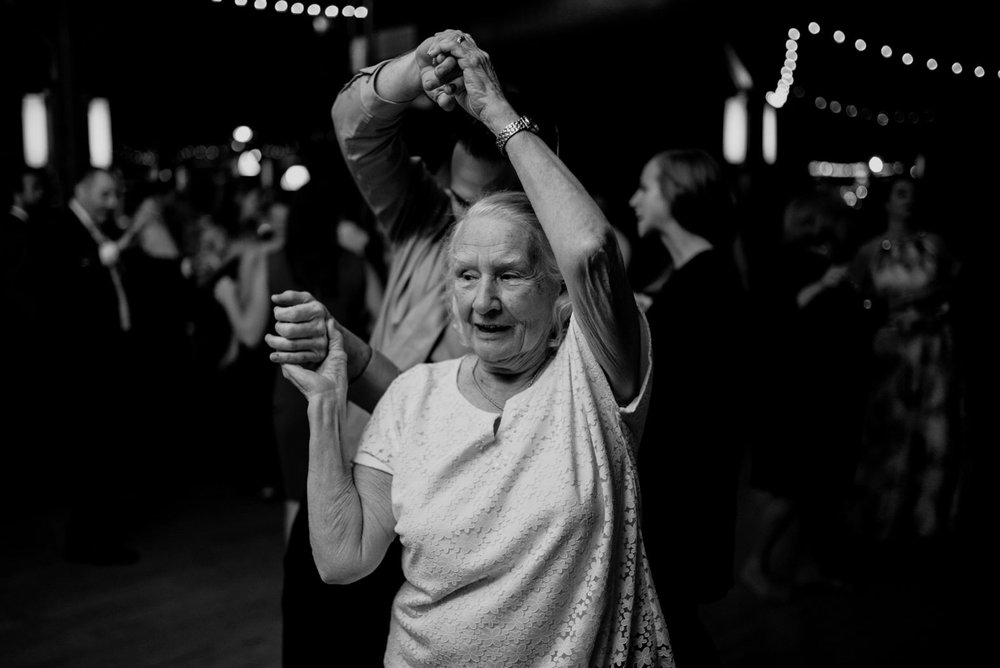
top-left (495, 116), bottom-right (540, 155)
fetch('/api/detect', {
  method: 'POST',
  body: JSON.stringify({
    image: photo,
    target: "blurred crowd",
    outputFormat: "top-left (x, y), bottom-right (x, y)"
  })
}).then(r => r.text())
top-left (1, 42), bottom-right (977, 663)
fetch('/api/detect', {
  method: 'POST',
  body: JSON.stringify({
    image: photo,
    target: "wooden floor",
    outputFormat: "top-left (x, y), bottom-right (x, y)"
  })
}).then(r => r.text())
top-left (702, 465), bottom-right (989, 668)
top-left (0, 480), bottom-right (285, 668)
top-left (0, 461), bottom-right (988, 668)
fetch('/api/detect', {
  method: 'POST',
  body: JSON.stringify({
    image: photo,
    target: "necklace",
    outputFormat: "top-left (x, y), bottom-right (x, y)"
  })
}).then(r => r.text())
top-left (471, 355), bottom-right (548, 413)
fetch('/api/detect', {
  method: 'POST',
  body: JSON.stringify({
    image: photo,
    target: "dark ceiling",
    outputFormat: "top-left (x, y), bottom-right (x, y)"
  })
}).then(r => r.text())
top-left (3, 0), bottom-right (998, 210)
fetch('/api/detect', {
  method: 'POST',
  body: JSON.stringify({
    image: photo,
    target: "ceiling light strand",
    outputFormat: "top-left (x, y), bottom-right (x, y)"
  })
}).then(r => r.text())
top-left (210, 1), bottom-right (368, 20)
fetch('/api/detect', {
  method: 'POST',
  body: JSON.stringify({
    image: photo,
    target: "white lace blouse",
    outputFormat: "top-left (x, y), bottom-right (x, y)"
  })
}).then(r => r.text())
top-left (354, 312), bottom-right (674, 667)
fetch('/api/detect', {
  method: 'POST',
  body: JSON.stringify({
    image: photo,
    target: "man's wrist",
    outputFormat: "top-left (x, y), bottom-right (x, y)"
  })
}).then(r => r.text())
top-left (347, 349), bottom-right (400, 414)
top-left (348, 344), bottom-right (374, 383)
top-left (371, 54), bottom-right (422, 104)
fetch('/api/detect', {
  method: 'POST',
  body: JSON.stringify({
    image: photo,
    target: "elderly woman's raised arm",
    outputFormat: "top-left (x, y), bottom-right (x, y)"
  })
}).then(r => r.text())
top-left (424, 31), bottom-right (641, 402)
top-left (500, 129), bottom-right (640, 402)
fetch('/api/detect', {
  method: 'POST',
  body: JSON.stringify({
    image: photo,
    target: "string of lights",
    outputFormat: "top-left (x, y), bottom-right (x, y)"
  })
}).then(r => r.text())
top-left (210, 0), bottom-right (368, 20)
top-left (765, 21), bottom-right (991, 123)
top-left (786, 85), bottom-right (935, 127)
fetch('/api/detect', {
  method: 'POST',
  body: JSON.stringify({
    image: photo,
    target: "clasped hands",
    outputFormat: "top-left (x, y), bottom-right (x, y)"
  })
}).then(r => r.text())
top-left (417, 29), bottom-right (507, 127)
top-left (265, 290), bottom-right (347, 404)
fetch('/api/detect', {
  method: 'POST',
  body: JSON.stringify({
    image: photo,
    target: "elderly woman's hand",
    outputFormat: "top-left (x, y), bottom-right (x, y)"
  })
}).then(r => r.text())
top-left (419, 29), bottom-right (510, 125)
top-left (266, 290), bottom-right (330, 368)
top-left (280, 319), bottom-right (348, 407)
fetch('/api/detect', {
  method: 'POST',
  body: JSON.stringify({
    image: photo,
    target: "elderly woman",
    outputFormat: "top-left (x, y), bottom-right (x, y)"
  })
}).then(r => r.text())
top-left (268, 29), bottom-right (673, 667)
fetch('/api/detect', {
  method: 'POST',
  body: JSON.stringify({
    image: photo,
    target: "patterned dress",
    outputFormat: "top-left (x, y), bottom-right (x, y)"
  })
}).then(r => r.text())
top-left (848, 231), bottom-right (964, 541)
top-left (354, 313), bottom-right (674, 667)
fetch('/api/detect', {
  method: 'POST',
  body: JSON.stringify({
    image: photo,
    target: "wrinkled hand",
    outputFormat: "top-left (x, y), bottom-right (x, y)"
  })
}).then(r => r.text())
top-left (415, 30), bottom-right (464, 111)
top-left (418, 29), bottom-right (507, 122)
top-left (265, 290), bottom-right (330, 368)
top-left (280, 319), bottom-right (348, 407)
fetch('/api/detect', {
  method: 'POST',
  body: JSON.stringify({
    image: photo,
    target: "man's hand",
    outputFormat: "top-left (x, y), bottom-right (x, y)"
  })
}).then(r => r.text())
top-left (280, 320), bottom-right (348, 408)
top-left (266, 290), bottom-right (330, 367)
top-left (417, 29), bottom-right (472, 112)
top-left (423, 30), bottom-right (514, 133)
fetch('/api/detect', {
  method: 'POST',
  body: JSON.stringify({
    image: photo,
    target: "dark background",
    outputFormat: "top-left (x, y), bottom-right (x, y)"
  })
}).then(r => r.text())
top-left (3, 0), bottom-right (997, 479)
top-left (3, 20), bottom-right (996, 364)
top-left (2, 2), bottom-right (998, 664)
top-left (2, 0), bottom-right (997, 526)
top-left (4, 0), bottom-right (999, 224)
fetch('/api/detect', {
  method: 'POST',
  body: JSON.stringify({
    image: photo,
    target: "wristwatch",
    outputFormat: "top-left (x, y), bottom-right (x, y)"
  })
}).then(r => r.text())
top-left (495, 116), bottom-right (540, 155)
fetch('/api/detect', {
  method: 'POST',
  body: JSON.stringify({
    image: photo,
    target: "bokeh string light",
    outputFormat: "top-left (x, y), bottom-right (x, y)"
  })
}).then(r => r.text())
top-left (209, 0), bottom-right (368, 20)
top-left (765, 20), bottom-right (992, 125)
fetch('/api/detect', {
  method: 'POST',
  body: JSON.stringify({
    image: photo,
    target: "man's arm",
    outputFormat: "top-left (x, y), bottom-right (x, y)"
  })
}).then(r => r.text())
top-left (332, 57), bottom-right (451, 246)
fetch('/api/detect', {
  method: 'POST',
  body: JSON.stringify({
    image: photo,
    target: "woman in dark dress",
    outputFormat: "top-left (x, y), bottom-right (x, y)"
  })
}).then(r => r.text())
top-left (629, 148), bottom-right (752, 668)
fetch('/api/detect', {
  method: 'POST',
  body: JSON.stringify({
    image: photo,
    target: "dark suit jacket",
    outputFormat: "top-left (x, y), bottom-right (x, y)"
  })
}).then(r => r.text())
top-left (45, 206), bottom-right (130, 348)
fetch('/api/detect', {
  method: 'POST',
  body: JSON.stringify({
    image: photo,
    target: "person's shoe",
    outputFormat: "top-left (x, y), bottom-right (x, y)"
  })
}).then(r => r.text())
top-left (65, 541), bottom-right (141, 566)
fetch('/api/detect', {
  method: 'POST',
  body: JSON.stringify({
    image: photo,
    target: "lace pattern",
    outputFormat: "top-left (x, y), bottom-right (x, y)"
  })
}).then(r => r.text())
top-left (354, 313), bottom-right (674, 666)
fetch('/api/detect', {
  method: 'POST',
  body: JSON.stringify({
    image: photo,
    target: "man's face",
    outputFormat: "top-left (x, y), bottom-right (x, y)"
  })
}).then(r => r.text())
top-left (77, 172), bottom-right (120, 224)
top-left (447, 142), bottom-right (508, 220)
top-left (19, 173), bottom-right (46, 209)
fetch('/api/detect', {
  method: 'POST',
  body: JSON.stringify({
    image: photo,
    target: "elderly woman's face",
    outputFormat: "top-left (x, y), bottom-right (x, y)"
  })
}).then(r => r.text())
top-left (450, 215), bottom-right (560, 368)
